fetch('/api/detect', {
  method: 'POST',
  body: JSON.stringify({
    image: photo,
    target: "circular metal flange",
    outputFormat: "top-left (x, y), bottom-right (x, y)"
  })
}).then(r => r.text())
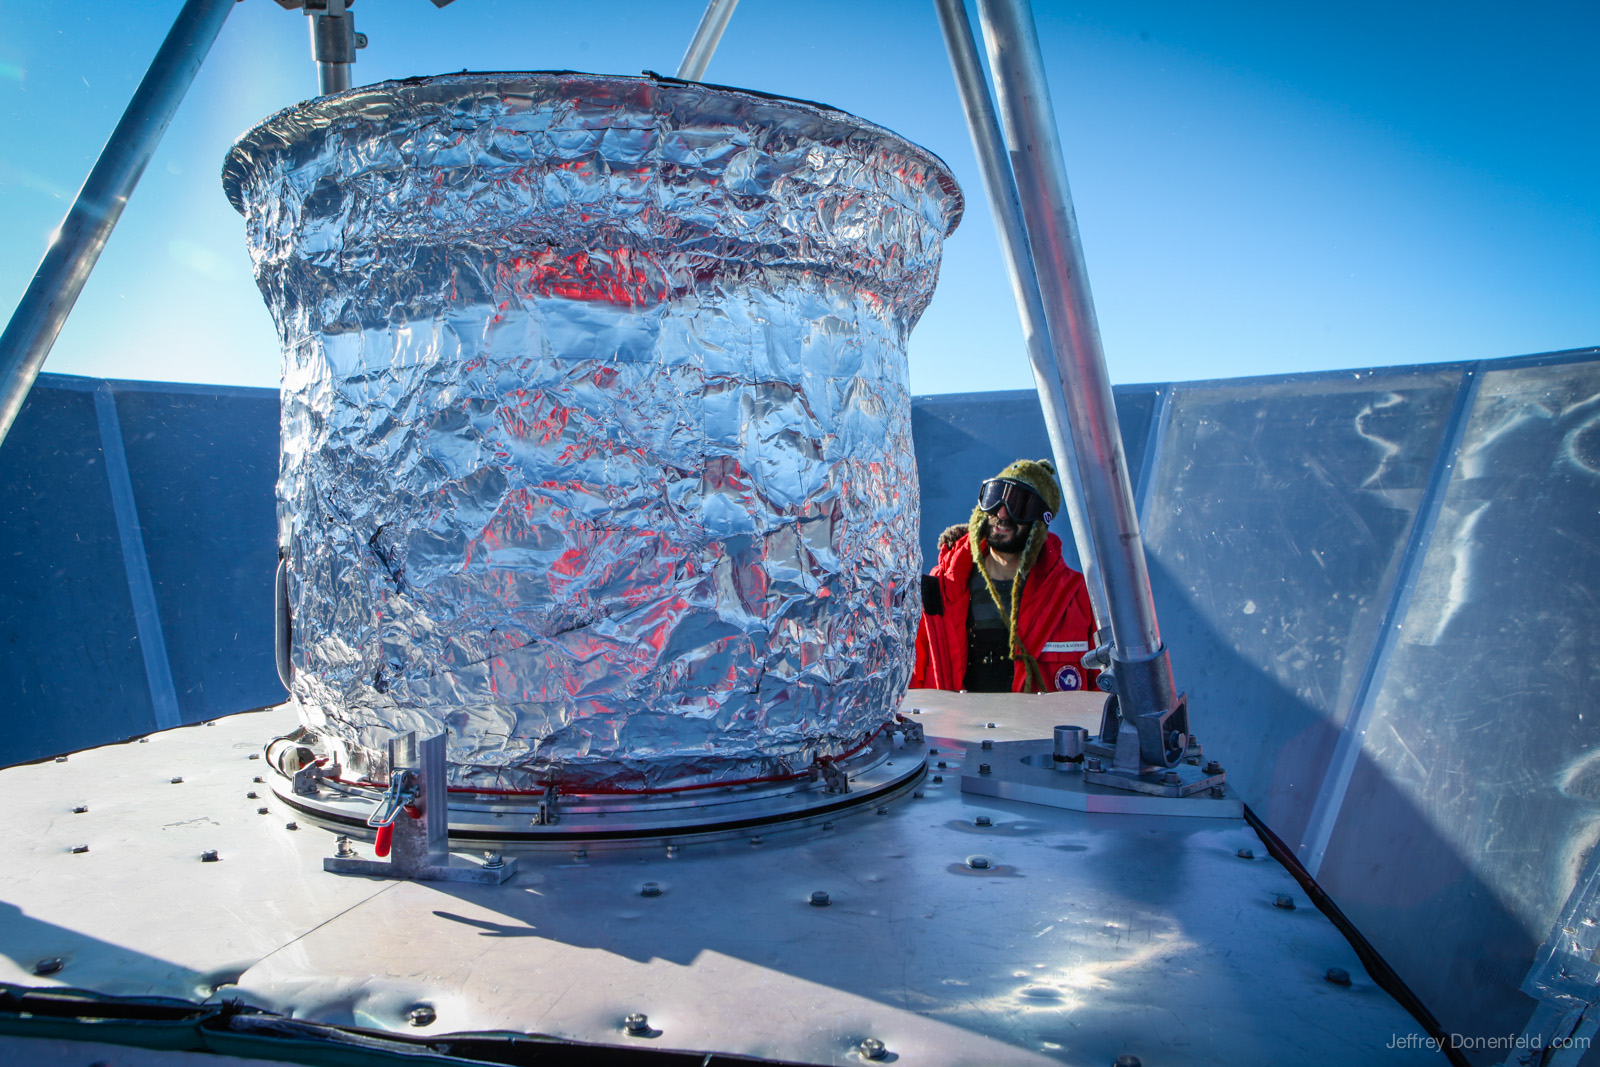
top-left (270, 731), bottom-right (927, 850)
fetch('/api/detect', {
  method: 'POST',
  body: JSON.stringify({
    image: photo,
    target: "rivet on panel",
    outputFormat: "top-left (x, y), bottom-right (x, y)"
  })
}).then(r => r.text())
top-left (170, 777), bottom-right (184, 784)
top-left (975, 815), bottom-right (992, 827)
top-left (54, 756), bottom-right (67, 763)
top-left (71, 806), bottom-right (87, 814)
top-left (1236, 847), bottom-right (1254, 859)
top-left (33, 958), bottom-right (63, 976)
top-left (285, 821), bottom-right (299, 831)
top-left (859, 1037), bottom-right (887, 1060)
top-left (200, 850), bottom-right (219, 863)
top-left (252, 776), bottom-right (264, 783)
top-left (248, 753), bottom-right (261, 760)
top-left (640, 882), bottom-right (662, 897)
top-left (247, 792), bottom-right (258, 799)
top-left (70, 845), bottom-right (89, 855)
top-left (1325, 967), bottom-right (1352, 986)
top-left (968, 855), bottom-right (991, 870)
top-left (257, 807), bottom-right (269, 815)
top-left (985, 722), bottom-right (997, 729)
top-left (1274, 894), bottom-right (1296, 910)
top-left (810, 891), bottom-right (831, 907)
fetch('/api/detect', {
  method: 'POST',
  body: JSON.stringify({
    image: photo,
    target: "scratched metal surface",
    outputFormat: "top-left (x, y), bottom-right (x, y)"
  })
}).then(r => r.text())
top-left (1319, 357), bottom-right (1600, 1052)
top-left (222, 72), bottom-right (962, 794)
top-left (0, 697), bottom-right (1435, 1066)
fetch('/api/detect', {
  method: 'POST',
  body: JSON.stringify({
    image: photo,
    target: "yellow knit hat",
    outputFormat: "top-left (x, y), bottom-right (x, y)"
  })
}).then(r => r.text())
top-left (968, 459), bottom-right (1061, 692)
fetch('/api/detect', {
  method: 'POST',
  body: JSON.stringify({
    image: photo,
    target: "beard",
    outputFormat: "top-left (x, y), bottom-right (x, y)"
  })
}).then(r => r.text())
top-left (986, 517), bottom-right (1030, 554)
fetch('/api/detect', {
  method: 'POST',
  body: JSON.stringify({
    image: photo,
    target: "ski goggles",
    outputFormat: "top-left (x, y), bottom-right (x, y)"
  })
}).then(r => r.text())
top-left (976, 478), bottom-right (1053, 524)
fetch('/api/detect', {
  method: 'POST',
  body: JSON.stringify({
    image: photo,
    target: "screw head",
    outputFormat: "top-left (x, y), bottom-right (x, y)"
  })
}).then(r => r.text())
top-left (1087, 757), bottom-right (1103, 771)
top-left (54, 756), bottom-right (67, 763)
top-left (981, 738), bottom-right (994, 750)
top-left (1325, 967), bottom-right (1352, 986)
top-left (246, 792), bottom-right (258, 799)
top-left (170, 777), bottom-right (184, 784)
top-left (974, 815), bottom-right (993, 827)
top-left (248, 753), bottom-right (260, 760)
top-left (284, 821), bottom-right (299, 831)
top-left (408, 1005), bottom-right (436, 1027)
top-left (71, 806), bottom-right (87, 814)
top-left (859, 1037), bottom-right (887, 1059)
top-left (33, 957), bottom-right (63, 976)
top-left (810, 890), bottom-right (831, 907)
top-left (625, 1012), bottom-right (651, 1035)
top-left (967, 855), bottom-right (991, 870)
top-left (70, 844), bottom-right (89, 854)
top-left (640, 882), bottom-right (662, 897)
top-left (1274, 894), bottom-right (1296, 910)
top-left (200, 850), bottom-right (219, 863)
top-left (1236, 847), bottom-right (1254, 860)
top-left (978, 763), bottom-right (991, 775)
top-left (985, 722), bottom-right (997, 729)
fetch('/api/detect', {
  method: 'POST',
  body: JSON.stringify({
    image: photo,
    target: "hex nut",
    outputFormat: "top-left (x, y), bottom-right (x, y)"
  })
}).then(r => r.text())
top-left (640, 882), bottom-right (662, 898)
top-left (71, 806), bottom-right (87, 814)
top-left (1274, 894), bottom-right (1296, 910)
top-left (200, 850), bottom-right (219, 863)
top-left (979, 763), bottom-right (991, 775)
top-left (408, 1005), bottom-right (436, 1027)
top-left (285, 821), bottom-right (299, 831)
top-left (252, 776), bottom-right (264, 783)
top-left (1325, 967), bottom-right (1352, 986)
top-left (981, 738), bottom-right (994, 750)
top-left (248, 753), bottom-right (260, 760)
top-left (170, 777), bottom-right (184, 784)
top-left (335, 836), bottom-right (354, 858)
top-left (33, 958), bottom-right (64, 976)
top-left (810, 891), bottom-right (831, 907)
top-left (1236, 847), bottom-right (1255, 860)
top-left (1087, 757), bottom-right (1103, 771)
top-left (246, 792), bottom-right (258, 799)
top-left (859, 1037), bottom-right (888, 1060)
top-left (257, 807), bottom-right (269, 815)
top-left (936, 761), bottom-right (947, 769)
top-left (625, 1012), bottom-right (651, 1035)
top-left (1205, 760), bottom-right (1223, 775)
top-left (482, 852), bottom-right (505, 870)
top-left (70, 844), bottom-right (89, 854)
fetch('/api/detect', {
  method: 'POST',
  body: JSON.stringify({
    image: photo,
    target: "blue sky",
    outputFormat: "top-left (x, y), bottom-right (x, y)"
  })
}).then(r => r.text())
top-left (1, 0), bottom-right (1594, 394)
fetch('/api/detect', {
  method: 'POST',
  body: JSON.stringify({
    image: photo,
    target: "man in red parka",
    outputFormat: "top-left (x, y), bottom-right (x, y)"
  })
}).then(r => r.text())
top-left (911, 458), bottom-right (1098, 694)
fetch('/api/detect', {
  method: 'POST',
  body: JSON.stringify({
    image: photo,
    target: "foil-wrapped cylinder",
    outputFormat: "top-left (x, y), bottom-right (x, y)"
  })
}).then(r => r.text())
top-left (223, 72), bottom-right (962, 791)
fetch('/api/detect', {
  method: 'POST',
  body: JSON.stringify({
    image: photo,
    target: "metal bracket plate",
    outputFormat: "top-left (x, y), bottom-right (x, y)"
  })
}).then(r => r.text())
top-left (961, 738), bottom-right (1241, 818)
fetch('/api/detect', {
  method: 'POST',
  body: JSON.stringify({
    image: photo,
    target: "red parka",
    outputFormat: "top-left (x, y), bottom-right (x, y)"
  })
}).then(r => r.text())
top-left (911, 531), bottom-right (1098, 693)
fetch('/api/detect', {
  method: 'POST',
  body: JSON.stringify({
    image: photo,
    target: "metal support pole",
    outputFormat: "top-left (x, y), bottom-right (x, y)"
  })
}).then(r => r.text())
top-left (676, 0), bottom-right (740, 82)
top-left (933, 0), bottom-right (1110, 634)
top-left (0, 0), bottom-right (235, 448)
top-left (977, 0), bottom-right (1188, 772)
top-left (305, 0), bottom-right (362, 96)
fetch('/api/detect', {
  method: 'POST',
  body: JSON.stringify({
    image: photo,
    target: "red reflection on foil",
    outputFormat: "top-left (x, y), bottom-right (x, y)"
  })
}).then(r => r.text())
top-left (503, 248), bottom-right (668, 307)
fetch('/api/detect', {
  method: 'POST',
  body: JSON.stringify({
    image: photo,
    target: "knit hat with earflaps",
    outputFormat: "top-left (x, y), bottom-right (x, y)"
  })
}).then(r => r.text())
top-left (968, 458), bottom-right (1063, 692)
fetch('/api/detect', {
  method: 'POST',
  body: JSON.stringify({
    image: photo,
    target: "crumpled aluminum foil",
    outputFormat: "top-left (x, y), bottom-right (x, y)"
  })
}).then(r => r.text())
top-left (224, 72), bottom-right (962, 791)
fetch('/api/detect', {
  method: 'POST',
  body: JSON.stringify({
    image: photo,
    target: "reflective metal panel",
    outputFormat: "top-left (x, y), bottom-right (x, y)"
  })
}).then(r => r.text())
top-left (224, 73), bottom-right (962, 792)
top-left (1138, 368), bottom-right (1463, 842)
top-left (1319, 358), bottom-right (1600, 1048)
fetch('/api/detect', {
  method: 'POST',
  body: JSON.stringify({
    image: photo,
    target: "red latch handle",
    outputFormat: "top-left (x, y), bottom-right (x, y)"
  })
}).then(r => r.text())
top-left (374, 822), bottom-right (393, 858)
